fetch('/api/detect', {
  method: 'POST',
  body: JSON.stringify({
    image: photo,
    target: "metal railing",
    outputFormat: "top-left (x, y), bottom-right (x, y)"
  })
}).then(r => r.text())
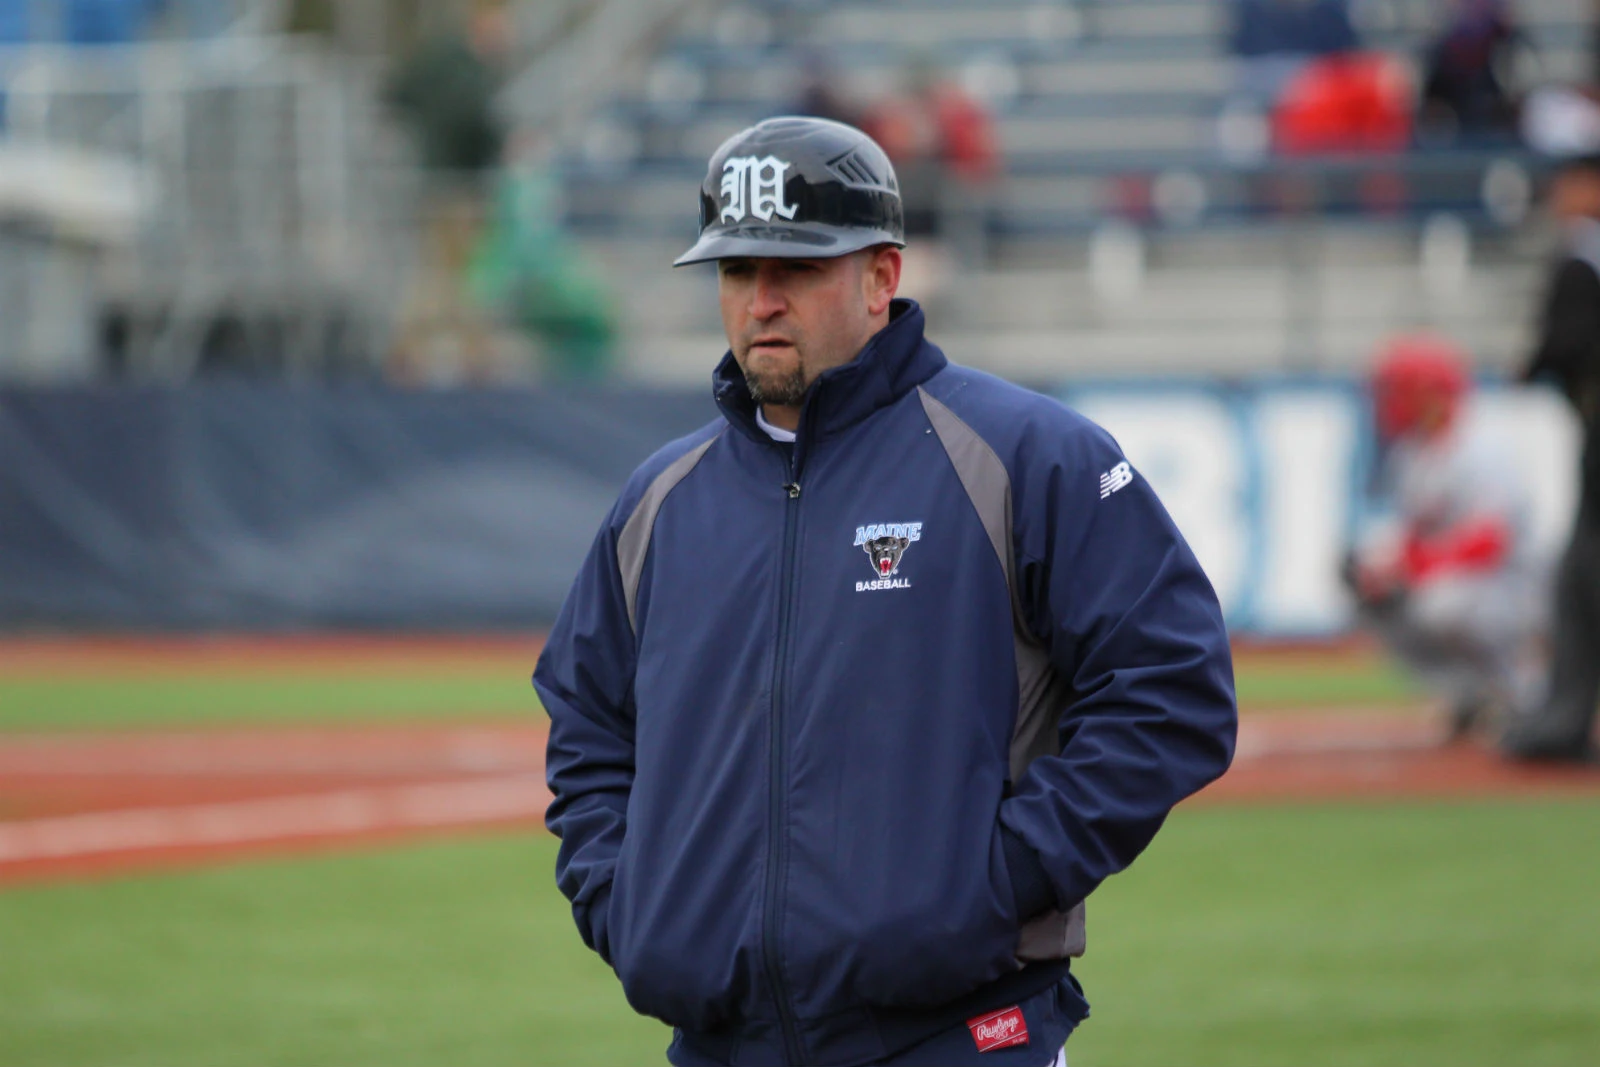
top-left (0, 33), bottom-right (420, 381)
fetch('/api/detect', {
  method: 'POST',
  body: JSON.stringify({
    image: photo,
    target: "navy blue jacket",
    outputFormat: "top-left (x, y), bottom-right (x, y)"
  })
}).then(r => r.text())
top-left (536, 300), bottom-right (1236, 1066)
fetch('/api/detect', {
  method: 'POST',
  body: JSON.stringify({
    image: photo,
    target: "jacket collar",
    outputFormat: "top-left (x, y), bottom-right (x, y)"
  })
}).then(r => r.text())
top-left (712, 299), bottom-right (947, 444)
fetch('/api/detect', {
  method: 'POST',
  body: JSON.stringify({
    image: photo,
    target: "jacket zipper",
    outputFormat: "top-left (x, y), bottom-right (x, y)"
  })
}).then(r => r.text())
top-left (763, 446), bottom-right (805, 1066)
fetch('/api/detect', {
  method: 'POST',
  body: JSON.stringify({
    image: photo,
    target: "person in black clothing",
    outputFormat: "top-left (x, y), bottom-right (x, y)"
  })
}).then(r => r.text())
top-left (1417, 0), bottom-right (1522, 146)
top-left (1504, 154), bottom-right (1600, 762)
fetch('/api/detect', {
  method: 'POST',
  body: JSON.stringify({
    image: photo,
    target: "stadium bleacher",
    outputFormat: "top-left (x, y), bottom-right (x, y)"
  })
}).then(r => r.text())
top-left (537, 0), bottom-right (1591, 381)
top-left (0, 0), bottom-right (1590, 384)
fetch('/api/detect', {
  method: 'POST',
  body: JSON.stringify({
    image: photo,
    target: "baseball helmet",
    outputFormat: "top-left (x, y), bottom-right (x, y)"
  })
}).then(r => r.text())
top-left (673, 116), bottom-right (905, 266)
top-left (1371, 332), bottom-right (1470, 439)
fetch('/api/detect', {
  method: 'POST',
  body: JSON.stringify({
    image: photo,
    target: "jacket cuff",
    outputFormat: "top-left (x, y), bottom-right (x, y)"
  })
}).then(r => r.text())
top-left (578, 880), bottom-right (615, 965)
top-left (1000, 824), bottom-right (1056, 922)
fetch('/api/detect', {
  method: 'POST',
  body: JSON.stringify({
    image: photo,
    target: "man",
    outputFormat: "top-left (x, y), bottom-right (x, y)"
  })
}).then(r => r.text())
top-left (536, 117), bottom-right (1237, 1066)
top-left (384, 0), bottom-right (510, 382)
top-left (1345, 334), bottom-right (1544, 740)
top-left (1503, 153), bottom-right (1600, 762)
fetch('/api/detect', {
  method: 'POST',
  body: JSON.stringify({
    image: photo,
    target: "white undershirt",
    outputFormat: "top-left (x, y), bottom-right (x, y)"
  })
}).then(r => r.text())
top-left (755, 407), bottom-right (796, 443)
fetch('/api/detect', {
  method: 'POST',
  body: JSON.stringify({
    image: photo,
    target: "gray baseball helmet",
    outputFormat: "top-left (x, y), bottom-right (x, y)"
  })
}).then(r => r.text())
top-left (673, 116), bottom-right (905, 266)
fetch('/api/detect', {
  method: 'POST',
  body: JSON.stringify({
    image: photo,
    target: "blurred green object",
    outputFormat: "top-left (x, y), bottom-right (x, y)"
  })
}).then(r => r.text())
top-left (469, 163), bottom-right (618, 379)
top-left (2, 804), bottom-right (1595, 1066)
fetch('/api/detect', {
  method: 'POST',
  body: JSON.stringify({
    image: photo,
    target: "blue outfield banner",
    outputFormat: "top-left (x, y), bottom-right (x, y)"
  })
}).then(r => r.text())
top-left (0, 381), bottom-right (1580, 634)
top-left (1062, 380), bottom-right (1579, 637)
top-left (0, 386), bottom-right (719, 630)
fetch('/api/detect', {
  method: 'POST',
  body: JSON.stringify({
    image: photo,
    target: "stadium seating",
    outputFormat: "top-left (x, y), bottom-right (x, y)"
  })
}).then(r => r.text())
top-left (538, 0), bottom-right (1591, 380)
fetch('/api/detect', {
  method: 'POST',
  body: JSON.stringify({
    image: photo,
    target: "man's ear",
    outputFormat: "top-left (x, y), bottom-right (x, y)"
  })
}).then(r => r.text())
top-left (863, 246), bottom-right (902, 316)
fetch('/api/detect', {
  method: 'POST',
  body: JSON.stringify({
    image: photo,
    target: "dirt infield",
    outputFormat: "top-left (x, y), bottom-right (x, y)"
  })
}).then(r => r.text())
top-left (1, 712), bottom-right (1596, 887)
top-left (0, 724), bottom-right (549, 885)
top-left (1207, 711), bottom-right (1600, 803)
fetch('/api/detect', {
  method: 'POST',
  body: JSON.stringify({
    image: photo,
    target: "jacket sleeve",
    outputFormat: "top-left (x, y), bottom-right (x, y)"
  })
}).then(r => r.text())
top-left (534, 512), bottom-right (638, 965)
top-left (997, 421), bottom-right (1237, 920)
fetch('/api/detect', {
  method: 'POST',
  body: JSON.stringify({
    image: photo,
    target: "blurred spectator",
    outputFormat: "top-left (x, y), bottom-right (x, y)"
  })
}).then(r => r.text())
top-left (1222, 0), bottom-right (1378, 162)
top-left (1272, 52), bottom-right (1412, 154)
top-left (468, 129), bottom-right (617, 380)
top-left (860, 54), bottom-right (998, 285)
top-left (386, 1), bottom-right (507, 176)
top-left (1417, 0), bottom-right (1523, 146)
top-left (1503, 150), bottom-right (1600, 761)
top-left (384, 0), bottom-right (510, 383)
top-left (862, 57), bottom-right (998, 233)
top-left (1344, 334), bottom-right (1546, 741)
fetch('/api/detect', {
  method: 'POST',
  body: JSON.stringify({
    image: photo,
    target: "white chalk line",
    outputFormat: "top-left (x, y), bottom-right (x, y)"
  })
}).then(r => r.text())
top-left (0, 775), bottom-right (552, 866)
top-left (1232, 714), bottom-right (1444, 762)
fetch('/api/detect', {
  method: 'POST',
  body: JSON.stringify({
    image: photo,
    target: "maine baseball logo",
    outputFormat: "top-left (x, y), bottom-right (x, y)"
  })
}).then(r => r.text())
top-left (720, 155), bottom-right (799, 223)
top-left (853, 522), bottom-right (922, 592)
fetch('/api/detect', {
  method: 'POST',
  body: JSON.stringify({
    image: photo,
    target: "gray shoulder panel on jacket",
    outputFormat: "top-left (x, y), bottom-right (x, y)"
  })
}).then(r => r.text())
top-left (917, 387), bottom-right (1013, 589)
top-left (616, 433), bottom-right (721, 632)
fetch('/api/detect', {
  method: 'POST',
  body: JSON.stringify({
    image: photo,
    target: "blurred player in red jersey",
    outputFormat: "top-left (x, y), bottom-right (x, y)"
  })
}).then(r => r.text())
top-left (1344, 333), bottom-right (1547, 739)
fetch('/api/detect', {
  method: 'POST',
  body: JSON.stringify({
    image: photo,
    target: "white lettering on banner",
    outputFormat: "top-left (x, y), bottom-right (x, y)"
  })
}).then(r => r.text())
top-left (719, 156), bottom-right (799, 223)
top-left (1253, 393), bottom-right (1358, 632)
top-left (1060, 384), bottom-right (1581, 636)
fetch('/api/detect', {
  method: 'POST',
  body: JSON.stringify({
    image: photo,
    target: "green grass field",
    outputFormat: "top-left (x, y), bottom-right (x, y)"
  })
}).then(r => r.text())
top-left (0, 645), bottom-right (1419, 732)
top-left (2, 803), bottom-right (1595, 1067)
top-left (5, 645), bottom-right (1592, 1067)
top-left (0, 674), bottom-right (539, 731)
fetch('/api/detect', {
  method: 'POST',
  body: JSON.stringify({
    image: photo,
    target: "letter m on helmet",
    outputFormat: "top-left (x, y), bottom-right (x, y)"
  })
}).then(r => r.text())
top-left (720, 155), bottom-right (797, 223)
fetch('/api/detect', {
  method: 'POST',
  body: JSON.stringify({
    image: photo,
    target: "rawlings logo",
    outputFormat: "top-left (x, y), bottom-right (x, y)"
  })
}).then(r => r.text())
top-left (853, 523), bottom-right (922, 591)
top-left (967, 1006), bottom-right (1029, 1053)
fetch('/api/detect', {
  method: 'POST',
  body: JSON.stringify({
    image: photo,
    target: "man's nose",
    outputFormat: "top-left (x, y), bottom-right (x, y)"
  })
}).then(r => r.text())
top-left (750, 270), bottom-right (786, 319)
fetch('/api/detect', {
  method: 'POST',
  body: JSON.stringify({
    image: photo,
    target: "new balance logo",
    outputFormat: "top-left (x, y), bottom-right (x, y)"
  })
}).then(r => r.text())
top-left (1099, 461), bottom-right (1133, 499)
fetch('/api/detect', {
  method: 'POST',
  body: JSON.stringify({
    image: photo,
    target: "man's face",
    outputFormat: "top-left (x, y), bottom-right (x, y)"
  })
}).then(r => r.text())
top-left (717, 249), bottom-right (899, 409)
